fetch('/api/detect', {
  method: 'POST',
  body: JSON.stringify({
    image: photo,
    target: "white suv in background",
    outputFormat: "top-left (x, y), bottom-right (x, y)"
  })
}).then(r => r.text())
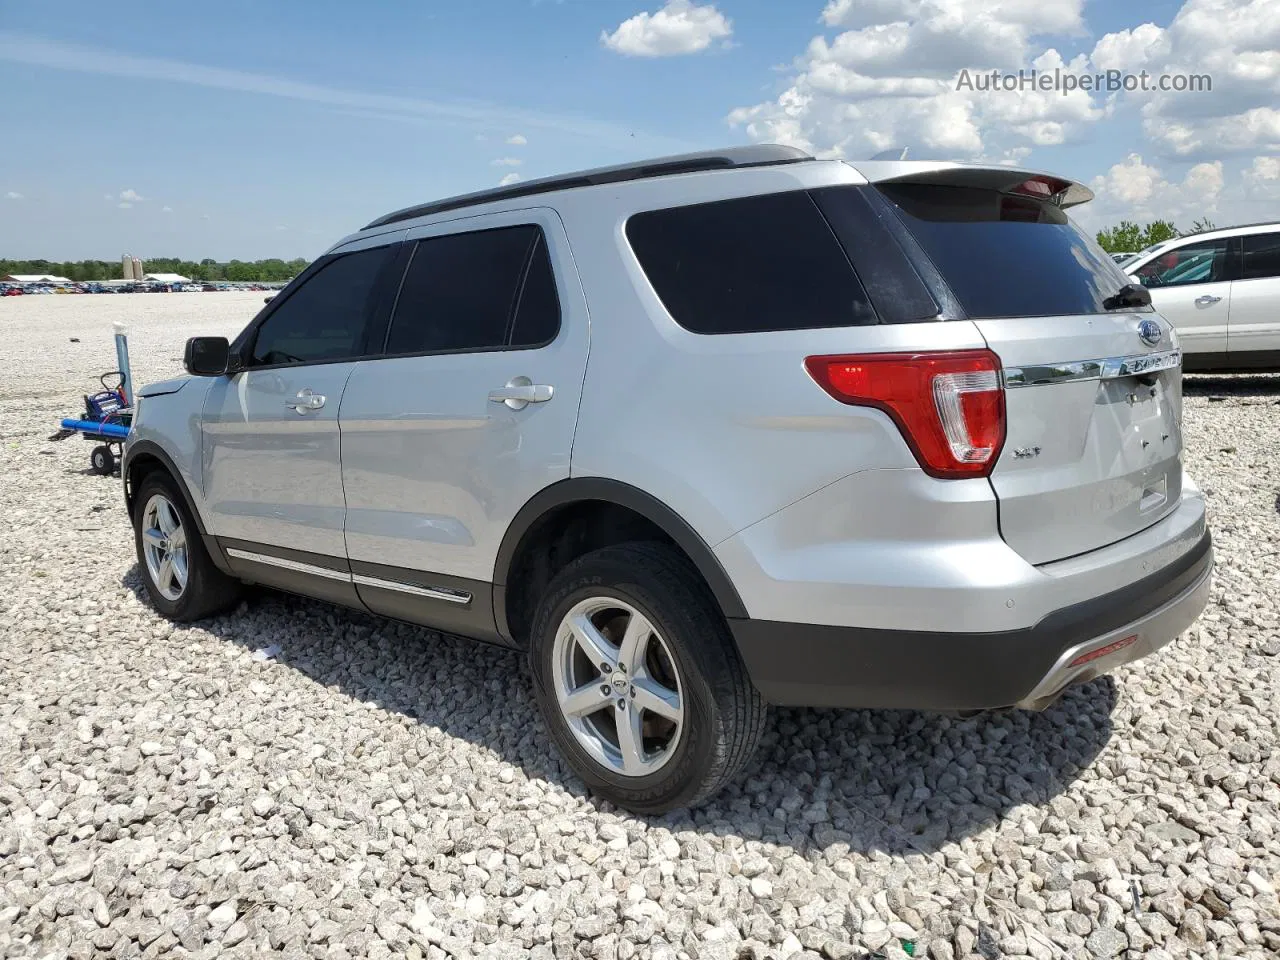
top-left (124, 146), bottom-right (1212, 813)
top-left (1126, 221), bottom-right (1280, 371)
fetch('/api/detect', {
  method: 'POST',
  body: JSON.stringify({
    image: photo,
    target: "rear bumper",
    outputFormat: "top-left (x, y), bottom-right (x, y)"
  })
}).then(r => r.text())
top-left (730, 530), bottom-right (1212, 711)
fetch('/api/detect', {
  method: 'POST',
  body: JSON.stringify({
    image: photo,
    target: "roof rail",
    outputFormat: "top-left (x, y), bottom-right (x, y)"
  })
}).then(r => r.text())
top-left (364, 144), bottom-right (813, 229)
top-left (1177, 219), bottom-right (1280, 240)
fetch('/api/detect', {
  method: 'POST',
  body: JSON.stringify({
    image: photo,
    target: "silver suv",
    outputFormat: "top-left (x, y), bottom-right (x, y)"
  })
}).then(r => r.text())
top-left (124, 145), bottom-right (1213, 813)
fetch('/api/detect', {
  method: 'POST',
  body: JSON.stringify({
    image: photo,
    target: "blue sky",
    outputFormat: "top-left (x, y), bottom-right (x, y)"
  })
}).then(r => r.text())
top-left (1, 0), bottom-right (1276, 260)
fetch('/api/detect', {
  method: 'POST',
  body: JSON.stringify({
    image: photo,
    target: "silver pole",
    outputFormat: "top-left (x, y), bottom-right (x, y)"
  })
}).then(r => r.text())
top-left (112, 321), bottom-right (133, 406)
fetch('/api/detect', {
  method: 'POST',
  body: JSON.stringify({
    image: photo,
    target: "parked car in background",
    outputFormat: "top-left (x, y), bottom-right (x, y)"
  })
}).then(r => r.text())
top-left (1126, 221), bottom-right (1280, 370)
top-left (125, 146), bottom-right (1212, 813)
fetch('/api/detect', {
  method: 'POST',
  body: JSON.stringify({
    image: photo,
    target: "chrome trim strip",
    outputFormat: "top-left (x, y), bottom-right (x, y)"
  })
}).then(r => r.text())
top-left (351, 574), bottom-right (472, 605)
top-left (1003, 349), bottom-right (1181, 388)
top-left (226, 547), bottom-right (474, 604)
top-left (1015, 559), bottom-right (1212, 709)
top-left (225, 548), bottom-right (351, 582)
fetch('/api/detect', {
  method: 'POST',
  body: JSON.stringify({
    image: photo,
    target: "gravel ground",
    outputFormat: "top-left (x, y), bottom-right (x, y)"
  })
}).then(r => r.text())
top-left (2, 293), bottom-right (1278, 960)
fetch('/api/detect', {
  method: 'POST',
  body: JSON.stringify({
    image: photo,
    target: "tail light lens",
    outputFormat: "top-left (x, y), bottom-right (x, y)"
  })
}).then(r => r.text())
top-left (804, 350), bottom-right (1005, 479)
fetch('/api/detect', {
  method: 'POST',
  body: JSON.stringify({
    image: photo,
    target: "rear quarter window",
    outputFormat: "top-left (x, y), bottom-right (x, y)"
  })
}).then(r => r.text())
top-left (625, 191), bottom-right (879, 335)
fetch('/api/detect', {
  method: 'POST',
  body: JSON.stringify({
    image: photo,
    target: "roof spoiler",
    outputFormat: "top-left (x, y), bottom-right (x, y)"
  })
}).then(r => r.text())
top-left (845, 159), bottom-right (1094, 209)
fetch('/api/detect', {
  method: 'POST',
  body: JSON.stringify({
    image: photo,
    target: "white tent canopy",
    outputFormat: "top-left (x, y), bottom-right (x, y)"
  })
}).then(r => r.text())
top-left (142, 273), bottom-right (191, 283)
top-left (4, 274), bottom-right (72, 284)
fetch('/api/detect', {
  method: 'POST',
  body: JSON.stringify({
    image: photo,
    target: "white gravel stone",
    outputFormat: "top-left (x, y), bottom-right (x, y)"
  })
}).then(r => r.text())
top-left (2, 295), bottom-right (1279, 960)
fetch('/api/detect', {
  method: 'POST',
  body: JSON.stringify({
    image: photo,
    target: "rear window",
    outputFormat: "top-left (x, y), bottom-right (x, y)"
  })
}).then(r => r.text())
top-left (877, 183), bottom-right (1137, 319)
top-left (626, 191), bottom-right (878, 334)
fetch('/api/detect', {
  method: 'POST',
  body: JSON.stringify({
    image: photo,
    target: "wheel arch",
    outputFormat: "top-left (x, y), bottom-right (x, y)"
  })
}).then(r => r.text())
top-left (124, 440), bottom-right (233, 575)
top-left (493, 478), bottom-right (748, 646)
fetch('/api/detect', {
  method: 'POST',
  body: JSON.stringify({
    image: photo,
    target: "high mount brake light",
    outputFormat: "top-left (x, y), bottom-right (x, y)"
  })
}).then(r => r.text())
top-left (804, 350), bottom-right (1006, 479)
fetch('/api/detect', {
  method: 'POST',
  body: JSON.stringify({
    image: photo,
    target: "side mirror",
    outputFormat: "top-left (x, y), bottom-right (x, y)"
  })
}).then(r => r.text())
top-left (264, 294), bottom-right (275, 304)
top-left (184, 336), bottom-right (231, 376)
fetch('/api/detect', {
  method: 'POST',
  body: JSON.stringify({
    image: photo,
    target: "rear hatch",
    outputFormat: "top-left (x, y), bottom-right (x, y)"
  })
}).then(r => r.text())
top-left (853, 164), bottom-right (1183, 565)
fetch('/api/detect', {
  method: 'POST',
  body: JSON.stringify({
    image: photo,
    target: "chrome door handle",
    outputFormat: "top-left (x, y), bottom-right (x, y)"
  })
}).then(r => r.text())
top-left (1194, 295), bottom-right (1222, 305)
top-left (286, 389), bottom-right (326, 413)
top-left (488, 377), bottom-right (553, 411)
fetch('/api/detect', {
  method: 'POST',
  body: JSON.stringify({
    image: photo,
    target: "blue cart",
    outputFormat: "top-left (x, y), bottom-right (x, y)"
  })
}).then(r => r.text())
top-left (49, 371), bottom-right (133, 475)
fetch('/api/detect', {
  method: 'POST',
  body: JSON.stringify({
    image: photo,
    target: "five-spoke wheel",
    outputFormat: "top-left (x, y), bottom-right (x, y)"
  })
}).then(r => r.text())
top-left (530, 542), bottom-right (767, 814)
top-left (552, 597), bottom-right (684, 777)
top-left (132, 471), bottom-right (240, 621)
top-left (141, 493), bottom-right (189, 601)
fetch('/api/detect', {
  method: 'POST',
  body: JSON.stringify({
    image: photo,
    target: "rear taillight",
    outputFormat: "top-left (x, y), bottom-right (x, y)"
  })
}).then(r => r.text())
top-left (804, 350), bottom-right (1005, 479)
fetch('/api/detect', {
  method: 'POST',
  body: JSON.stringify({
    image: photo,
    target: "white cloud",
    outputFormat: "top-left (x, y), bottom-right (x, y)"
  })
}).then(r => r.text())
top-left (728, 0), bottom-right (1098, 162)
top-left (1089, 23), bottom-right (1166, 72)
top-left (498, 173), bottom-right (522, 186)
top-left (118, 202), bottom-right (132, 209)
top-left (601, 1), bottom-right (732, 57)
top-left (1243, 154), bottom-right (1280, 201)
top-left (1082, 153), bottom-right (1224, 229)
top-left (491, 157), bottom-right (522, 167)
top-left (1092, 0), bottom-right (1280, 158)
top-left (161, 205), bottom-right (173, 213)
top-left (506, 133), bottom-right (527, 145)
top-left (728, 0), bottom-right (1277, 227)
top-left (103, 193), bottom-right (112, 200)
top-left (119, 188), bottom-right (144, 202)
top-left (4, 191), bottom-right (20, 200)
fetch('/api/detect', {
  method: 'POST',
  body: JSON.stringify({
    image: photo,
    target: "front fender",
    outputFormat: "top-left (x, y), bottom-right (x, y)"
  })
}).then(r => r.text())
top-left (124, 377), bottom-right (215, 526)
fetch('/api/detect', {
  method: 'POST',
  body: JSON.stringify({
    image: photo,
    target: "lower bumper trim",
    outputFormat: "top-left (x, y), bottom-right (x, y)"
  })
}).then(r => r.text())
top-left (730, 531), bottom-right (1212, 711)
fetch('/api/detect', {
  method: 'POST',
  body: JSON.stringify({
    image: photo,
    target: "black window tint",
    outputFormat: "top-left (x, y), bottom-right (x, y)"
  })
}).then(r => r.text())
top-left (626, 191), bottom-right (878, 334)
top-left (251, 247), bottom-right (389, 365)
top-left (809, 186), bottom-right (939, 322)
top-left (1132, 239), bottom-right (1230, 289)
top-left (509, 234), bottom-right (561, 347)
top-left (1242, 233), bottom-right (1280, 280)
top-left (387, 226), bottom-right (537, 354)
top-left (877, 184), bottom-right (1137, 318)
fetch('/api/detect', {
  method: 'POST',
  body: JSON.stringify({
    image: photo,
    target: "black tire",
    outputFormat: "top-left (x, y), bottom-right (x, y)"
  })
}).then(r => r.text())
top-left (132, 472), bottom-right (241, 622)
top-left (90, 445), bottom-right (115, 475)
top-left (528, 542), bottom-right (767, 814)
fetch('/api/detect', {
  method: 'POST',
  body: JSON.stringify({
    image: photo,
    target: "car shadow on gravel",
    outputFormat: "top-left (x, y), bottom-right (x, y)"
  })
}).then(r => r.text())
top-left (121, 565), bottom-right (1117, 857)
top-left (1183, 372), bottom-right (1280, 398)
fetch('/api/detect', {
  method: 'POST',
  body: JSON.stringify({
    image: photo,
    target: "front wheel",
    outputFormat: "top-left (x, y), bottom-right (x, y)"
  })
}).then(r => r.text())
top-left (528, 542), bottom-right (767, 814)
top-left (132, 472), bottom-right (241, 621)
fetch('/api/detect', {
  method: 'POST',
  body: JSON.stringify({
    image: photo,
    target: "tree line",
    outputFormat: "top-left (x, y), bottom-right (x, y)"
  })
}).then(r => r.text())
top-left (0, 257), bottom-right (310, 283)
top-left (6, 217), bottom-right (1223, 282)
top-left (1095, 218), bottom-right (1217, 254)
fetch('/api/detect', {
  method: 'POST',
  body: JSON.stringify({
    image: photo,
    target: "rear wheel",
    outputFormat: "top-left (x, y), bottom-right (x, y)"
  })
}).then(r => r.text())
top-left (132, 472), bottom-right (241, 621)
top-left (529, 542), bottom-right (766, 814)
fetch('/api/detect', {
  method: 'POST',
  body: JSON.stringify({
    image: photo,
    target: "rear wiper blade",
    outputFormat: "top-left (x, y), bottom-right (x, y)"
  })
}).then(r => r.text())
top-left (1103, 283), bottom-right (1152, 311)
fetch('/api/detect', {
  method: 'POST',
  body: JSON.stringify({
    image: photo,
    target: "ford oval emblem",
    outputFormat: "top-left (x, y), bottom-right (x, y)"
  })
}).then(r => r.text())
top-left (1138, 319), bottom-right (1163, 347)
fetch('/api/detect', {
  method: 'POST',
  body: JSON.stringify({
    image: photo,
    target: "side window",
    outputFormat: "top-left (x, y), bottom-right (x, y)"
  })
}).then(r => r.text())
top-left (509, 234), bottom-right (561, 348)
top-left (1241, 233), bottom-right (1280, 280)
top-left (250, 246), bottom-right (390, 366)
top-left (386, 225), bottom-right (559, 355)
top-left (1133, 239), bottom-right (1229, 289)
top-left (625, 191), bottom-right (878, 334)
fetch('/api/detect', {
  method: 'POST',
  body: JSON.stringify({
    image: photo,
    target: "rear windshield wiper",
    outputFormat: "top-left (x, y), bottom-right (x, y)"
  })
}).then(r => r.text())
top-left (1103, 283), bottom-right (1152, 311)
